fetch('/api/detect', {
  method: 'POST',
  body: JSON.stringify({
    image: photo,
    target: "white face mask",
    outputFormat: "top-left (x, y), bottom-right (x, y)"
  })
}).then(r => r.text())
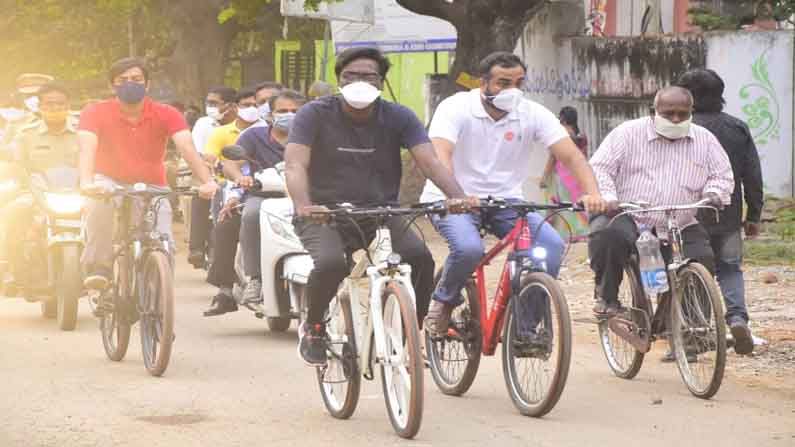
top-left (258, 103), bottom-right (271, 121)
top-left (340, 82), bottom-right (382, 110)
top-left (24, 96), bottom-right (39, 113)
top-left (654, 114), bottom-right (692, 140)
top-left (272, 112), bottom-right (296, 131)
top-left (206, 106), bottom-right (224, 122)
top-left (484, 88), bottom-right (523, 113)
top-left (237, 106), bottom-right (259, 123)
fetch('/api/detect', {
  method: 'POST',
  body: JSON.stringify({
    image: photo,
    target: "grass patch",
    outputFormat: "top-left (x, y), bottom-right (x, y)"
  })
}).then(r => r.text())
top-left (744, 239), bottom-right (795, 265)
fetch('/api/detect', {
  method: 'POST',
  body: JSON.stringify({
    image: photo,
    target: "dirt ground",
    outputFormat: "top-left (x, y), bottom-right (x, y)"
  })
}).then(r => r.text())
top-left (0, 223), bottom-right (793, 446)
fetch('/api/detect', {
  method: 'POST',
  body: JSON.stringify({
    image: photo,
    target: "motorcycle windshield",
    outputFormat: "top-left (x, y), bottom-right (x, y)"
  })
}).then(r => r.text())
top-left (41, 167), bottom-right (80, 190)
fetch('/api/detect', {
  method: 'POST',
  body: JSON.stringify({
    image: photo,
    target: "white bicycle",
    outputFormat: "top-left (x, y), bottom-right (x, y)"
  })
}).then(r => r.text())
top-left (311, 203), bottom-right (445, 439)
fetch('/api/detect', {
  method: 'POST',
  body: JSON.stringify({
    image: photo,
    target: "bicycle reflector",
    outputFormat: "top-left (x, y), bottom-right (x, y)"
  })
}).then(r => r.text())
top-left (516, 225), bottom-right (531, 251)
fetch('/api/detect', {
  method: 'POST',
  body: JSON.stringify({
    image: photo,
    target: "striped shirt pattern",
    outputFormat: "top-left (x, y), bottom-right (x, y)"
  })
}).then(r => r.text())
top-left (590, 117), bottom-right (734, 230)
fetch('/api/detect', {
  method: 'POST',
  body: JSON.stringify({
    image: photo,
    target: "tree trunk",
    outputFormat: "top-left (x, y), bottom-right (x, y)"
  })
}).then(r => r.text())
top-left (396, 0), bottom-right (546, 99)
top-left (156, 0), bottom-right (239, 104)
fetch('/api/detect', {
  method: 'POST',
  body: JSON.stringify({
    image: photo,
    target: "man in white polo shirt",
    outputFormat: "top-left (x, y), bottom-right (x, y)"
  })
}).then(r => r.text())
top-left (421, 52), bottom-right (607, 347)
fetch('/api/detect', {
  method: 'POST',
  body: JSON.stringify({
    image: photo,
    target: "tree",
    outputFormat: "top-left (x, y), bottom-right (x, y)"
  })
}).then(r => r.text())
top-left (395, 0), bottom-right (548, 97)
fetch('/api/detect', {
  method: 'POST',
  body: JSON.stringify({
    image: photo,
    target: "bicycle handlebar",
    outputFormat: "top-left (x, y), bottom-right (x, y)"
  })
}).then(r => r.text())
top-left (474, 198), bottom-right (585, 212)
top-left (82, 183), bottom-right (173, 200)
top-left (311, 202), bottom-right (449, 220)
top-left (616, 198), bottom-right (718, 215)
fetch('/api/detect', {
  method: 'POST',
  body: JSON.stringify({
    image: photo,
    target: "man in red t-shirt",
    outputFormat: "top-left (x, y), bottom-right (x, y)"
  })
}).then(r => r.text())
top-left (79, 57), bottom-right (218, 290)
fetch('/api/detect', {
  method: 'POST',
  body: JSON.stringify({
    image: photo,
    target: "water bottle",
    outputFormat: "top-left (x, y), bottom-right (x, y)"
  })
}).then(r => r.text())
top-left (636, 226), bottom-right (669, 295)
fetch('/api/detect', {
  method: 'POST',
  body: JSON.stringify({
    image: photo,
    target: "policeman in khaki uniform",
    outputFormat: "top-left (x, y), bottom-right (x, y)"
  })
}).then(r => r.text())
top-left (1, 73), bottom-right (55, 151)
top-left (0, 82), bottom-right (79, 285)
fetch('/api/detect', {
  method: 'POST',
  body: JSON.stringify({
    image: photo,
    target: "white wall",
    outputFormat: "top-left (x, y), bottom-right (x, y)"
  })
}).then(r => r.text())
top-left (706, 31), bottom-right (795, 197)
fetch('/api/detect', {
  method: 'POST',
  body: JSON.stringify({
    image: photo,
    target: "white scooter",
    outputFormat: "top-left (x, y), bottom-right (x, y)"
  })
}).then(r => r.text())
top-left (222, 146), bottom-right (313, 332)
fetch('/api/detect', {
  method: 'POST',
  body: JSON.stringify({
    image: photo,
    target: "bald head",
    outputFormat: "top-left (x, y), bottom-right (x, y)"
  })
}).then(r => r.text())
top-left (653, 86), bottom-right (693, 124)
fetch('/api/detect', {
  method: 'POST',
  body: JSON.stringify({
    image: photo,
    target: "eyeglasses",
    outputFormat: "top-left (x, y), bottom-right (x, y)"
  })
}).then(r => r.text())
top-left (340, 70), bottom-right (382, 83)
top-left (205, 100), bottom-right (225, 107)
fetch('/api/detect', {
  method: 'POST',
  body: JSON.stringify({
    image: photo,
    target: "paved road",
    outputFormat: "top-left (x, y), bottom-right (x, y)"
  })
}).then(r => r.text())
top-left (1, 241), bottom-right (793, 446)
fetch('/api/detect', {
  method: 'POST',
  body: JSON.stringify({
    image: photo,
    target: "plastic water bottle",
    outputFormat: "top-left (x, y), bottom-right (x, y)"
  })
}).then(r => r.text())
top-left (636, 227), bottom-right (669, 295)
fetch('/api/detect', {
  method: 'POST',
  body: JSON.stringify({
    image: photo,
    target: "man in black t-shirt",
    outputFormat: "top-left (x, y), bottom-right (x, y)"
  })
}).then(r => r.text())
top-left (285, 47), bottom-right (472, 366)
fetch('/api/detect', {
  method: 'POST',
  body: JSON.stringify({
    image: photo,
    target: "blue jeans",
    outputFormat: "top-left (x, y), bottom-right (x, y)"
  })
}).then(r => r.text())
top-left (431, 203), bottom-right (565, 334)
top-left (710, 230), bottom-right (748, 324)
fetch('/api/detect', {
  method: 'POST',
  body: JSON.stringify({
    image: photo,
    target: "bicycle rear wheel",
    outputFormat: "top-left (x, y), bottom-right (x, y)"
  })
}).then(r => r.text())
top-left (598, 263), bottom-right (649, 379)
top-left (671, 262), bottom-right (726, 399)
top-left (426, 274), bottom-right (482, 396)
top-left (101, 251), bottom-right (131, 362)
top-left (502, 272), bottom-right (571, 417)
top-left (317, 291), bottom-right (361, 419)
top-left (379, 281), bottom-right (423, 439)
top-left (140, 251), bottom-right (175, 377)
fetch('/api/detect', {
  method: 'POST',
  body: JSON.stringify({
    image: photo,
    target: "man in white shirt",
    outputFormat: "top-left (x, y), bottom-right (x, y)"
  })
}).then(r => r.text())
top-left (421, 52), bottom-right (606, 347)
top-left (188, 86), bottom-right (237, 268)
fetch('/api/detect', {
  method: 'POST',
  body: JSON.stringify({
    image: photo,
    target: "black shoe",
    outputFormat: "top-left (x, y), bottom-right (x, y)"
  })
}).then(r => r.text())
top-left (593, 298), bottom-right (621, 319)
top-left (513, 331), bottom-right (552, 358)
top-left (203, 293), bottom-right (238, 317)
top-left (729, 319), bottom-right (754, 355)
top-left (84, 266), bottom-right (112, 291)
top-left (298, 322), bottom-right (328, 367)
top-left (188, 250), bottom-right (206, 269)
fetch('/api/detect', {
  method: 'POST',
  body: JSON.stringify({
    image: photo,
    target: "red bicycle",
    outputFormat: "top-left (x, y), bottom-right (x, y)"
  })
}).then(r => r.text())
top-left (426, 199), bottom-right (581, 417)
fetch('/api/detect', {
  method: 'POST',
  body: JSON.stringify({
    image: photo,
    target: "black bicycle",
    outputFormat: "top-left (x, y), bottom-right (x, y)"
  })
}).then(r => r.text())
top-left (86, 183), bottom-right (176, 377)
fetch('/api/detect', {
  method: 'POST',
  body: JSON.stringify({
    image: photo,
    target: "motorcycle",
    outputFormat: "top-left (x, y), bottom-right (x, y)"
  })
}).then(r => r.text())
top-left (221, 146), bottom-right (313, 332)
top-left (2, 166), bottom-right (84, 330)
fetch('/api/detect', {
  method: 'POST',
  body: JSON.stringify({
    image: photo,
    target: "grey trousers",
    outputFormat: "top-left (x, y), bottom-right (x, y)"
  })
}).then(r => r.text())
top-left (81, 174), bottom-right (174, 270)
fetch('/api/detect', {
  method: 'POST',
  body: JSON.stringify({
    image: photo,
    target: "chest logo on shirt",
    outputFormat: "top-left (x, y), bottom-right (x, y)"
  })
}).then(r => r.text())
top-left (504, 131), bottom-right (515, 142)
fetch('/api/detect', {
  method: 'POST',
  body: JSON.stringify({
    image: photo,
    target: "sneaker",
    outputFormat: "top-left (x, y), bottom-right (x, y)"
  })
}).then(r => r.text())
top-left (729, 318), bottom-right (754, 355)
top-left (424, 299), bottom-right (454, 338)
top-left (298, 322), bottom-right (328, 367)
top-left (593, 299), bottom-right (621, 318)
top-left (188, 250), bottom-right (206, 269)
top-left (242, 278), bottom-right (263, 305)
top-left (203, 292), bottom-right (239, 317)
top-left (84, 266), bottom-right (112, 291)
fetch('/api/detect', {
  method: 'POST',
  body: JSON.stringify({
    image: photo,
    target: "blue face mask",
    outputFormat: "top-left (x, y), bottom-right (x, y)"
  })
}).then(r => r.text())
top-left (114, 81), bottom-right (146, 104)
top-left (272, 112), bottom-right (295, 131)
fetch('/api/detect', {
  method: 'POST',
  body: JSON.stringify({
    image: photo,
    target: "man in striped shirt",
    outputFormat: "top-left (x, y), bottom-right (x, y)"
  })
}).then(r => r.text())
top-left (588, 86), bottom-right (734, 318)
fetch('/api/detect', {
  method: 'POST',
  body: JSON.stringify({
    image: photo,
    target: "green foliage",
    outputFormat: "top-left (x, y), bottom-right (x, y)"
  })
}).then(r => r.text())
top-left (219, 0), bottom-right (343, 24)
top-left (687, 6), bottom-right (740, 30)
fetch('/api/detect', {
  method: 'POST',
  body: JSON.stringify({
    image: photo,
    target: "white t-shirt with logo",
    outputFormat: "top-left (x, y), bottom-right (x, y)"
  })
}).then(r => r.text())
top-left (420, 89), bottom-right (569, 202)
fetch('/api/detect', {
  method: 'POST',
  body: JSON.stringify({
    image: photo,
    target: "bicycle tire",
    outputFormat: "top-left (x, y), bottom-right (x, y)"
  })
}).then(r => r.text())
top-left (379, 281), bottom-right (423, 439)
top-left (502, 272), bottom-right (571, 417)
top-left (101, 251), bottom-right (131, 362)
top-left (598, 263), bottom-right (649, 379)
top-left (317, 291), bottom-right (361, 419)
top-left (426, 273), bottom-right (482, 396)
top-left (140, 251), bottom-right (174, 377)
top-left (671, 262), bottom-right (726, 399)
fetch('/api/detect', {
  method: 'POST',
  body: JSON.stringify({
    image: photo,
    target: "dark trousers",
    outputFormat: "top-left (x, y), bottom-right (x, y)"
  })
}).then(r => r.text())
top-left (189, 197), bottom-right (212, 252)
top-left (588, 215), bottom-right (715, 303)
top-left (206, 213), bottom-right (241, 289)
top-left (709, 229), bottom-right (748, 323)
top-left (295, 217), bottom-right (435, 326)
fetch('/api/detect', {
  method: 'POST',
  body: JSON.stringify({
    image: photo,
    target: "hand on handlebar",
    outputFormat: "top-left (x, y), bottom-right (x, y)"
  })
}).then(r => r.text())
top-left (445, 196), bottom-right (480, 214)
top-left (703, 192), bottom-right (724, 209)
top-left (579, 193), bottom-right (609, 215)
top-left (297, 204), bottom-right (331, 224)
top-left (198, 180), bottom-right (219, 200)
top-left (236, 176), bottom-right (254, 190)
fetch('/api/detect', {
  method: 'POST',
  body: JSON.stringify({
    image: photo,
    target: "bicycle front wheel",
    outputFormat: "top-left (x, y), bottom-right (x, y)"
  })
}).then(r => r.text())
top-left (140, 251), bottom-right (175, 377)
top-left (317, 291), bottom-right (361, 419)
top-left (101, 251), bottom-right (131, 362)
top-left (379, 281), bottom-right (423, 439)
top-left (671, 262), bottom-right (726, 399)
top-left (502, 272), bottom-right (571, 417)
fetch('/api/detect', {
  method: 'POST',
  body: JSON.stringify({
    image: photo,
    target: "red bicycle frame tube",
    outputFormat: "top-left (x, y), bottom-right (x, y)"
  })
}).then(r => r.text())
top-left (474, 216), bottom-right (531, 356)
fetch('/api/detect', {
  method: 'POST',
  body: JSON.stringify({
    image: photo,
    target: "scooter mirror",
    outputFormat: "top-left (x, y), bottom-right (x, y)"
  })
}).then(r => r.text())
top-left (221, 145), bottom-right (249, 161)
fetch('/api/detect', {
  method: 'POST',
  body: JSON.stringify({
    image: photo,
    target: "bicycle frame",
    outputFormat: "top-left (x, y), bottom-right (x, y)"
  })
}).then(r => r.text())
top-left (338, 225), bottom-right (416, 380)
top-left (473, 216), bottom-right (536, 356)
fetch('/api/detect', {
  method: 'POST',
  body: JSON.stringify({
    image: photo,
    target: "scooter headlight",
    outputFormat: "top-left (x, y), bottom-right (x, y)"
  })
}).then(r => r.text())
top-left (531, 246), bottom-right (548, 260)
top-left (45, 193), bottom-right (84, 215)
top-left (267, 214), bottom-right (300, 244)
